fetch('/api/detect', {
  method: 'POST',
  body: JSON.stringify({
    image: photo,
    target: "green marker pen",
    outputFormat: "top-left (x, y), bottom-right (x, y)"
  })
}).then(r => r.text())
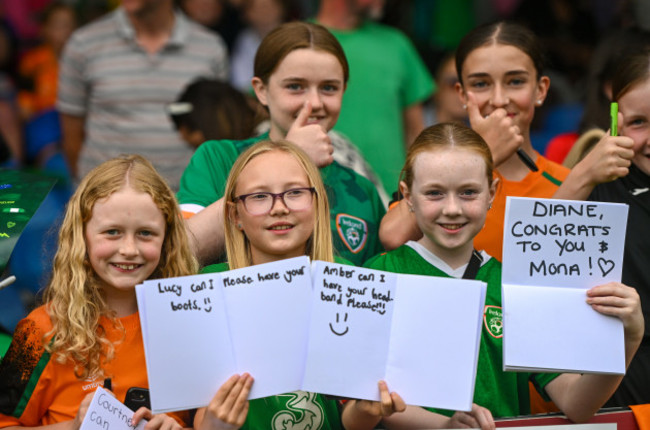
top-left (611, 102), bottom-right (618, 136)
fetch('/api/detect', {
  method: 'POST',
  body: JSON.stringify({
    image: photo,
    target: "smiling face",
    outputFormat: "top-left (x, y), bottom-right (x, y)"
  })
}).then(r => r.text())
top-left (85, 185), bottom-right (165, 307)
top-left (619, 77), bottom-right (650, 176)
top-left (403, 147), bottom-right (496, 269)
top-left (252, 48), bottom-right (345, 140)
top-left (457, 43), bottom-right (549, 141)
top-left (232, 150), bottom-right (316, 265)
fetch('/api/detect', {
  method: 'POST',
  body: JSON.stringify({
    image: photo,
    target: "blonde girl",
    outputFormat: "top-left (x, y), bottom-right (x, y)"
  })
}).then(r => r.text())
top-left (195, 140), bottom-right (403, 430)
top-left (0, 155), bottom-right (197, 430)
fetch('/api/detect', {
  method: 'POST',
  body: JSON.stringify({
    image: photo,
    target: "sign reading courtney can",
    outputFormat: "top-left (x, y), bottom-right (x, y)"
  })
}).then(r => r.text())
top-left (79, 387), bottom-right (146, 430)
top-left (502, 197), bottom-right (628, 374)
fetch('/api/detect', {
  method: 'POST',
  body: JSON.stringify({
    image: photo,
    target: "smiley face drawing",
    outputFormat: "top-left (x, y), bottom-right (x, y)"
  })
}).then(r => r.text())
top-left (329, 312), bottom-right (349, 336)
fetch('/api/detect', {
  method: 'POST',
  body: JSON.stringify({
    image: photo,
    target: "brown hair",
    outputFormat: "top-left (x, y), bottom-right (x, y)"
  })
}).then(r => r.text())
top-left (455, 21), bottom-right (546, 84)
top-left (612, 49), bottom-right (650, 102)
top-left (401, 122), bottom-right (494, 189)
top-left (254, 21), bottom-right (349, 85)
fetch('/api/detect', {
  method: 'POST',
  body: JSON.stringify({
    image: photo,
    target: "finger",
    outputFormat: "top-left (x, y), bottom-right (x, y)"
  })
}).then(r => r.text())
top-left (459, 411), bottom-right (479, 428)
top-left (229, 374), bottom-right (253, 421)
top-left (378, 380), bottom-right (392, 415)
top-left (390, 392), bottom-right (406, 413)
top-left (158, 417), bottom-right (179, 430)
top-left (132, 407), bottom-right (152, 425)
top-left (616, 136), bottom-right (635, 149)
top-left (473, 406), bottom-right (495, 430)
top-left (465, 92), bottom-right (483, 124)
top-left (235, 401), bottom-right (250, 427)
top-left (587, 295), bottom-right (630, 308)
top-left (292, 101), bottom-right (312, 129)
top-left (587, 282), bottom-right (628, 297)
top-left (220, 374), bottom-right (249, 412)
top-left (143, 414), bottom-right (163, 430)
top-left (213, 374), bottom-right (241, 404)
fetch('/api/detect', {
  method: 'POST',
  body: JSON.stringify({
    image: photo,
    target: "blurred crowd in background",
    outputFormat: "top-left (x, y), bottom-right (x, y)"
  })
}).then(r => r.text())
top-left (1, 0), bottom-right (649, 333)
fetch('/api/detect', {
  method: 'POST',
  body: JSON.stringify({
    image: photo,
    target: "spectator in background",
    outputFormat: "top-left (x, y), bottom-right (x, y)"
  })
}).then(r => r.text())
top-left (179, 0), bottom-right (245, 52)
top-left (17, 2), bottom-right (77, 122)
top-left (545, 27), bottom-right (650, 165)
top-left (315, 0), bottom-right (434, 195)
top-left (423, 50), bottom-right (468, 126)
top-left (0, 21), bottom-right (23, 164)
top-left (168, 78), bottom-right (260, 147)
top-left (57, 0), bottom-right (228, 190)
top-left (169, 76), bottom-right (389, 204)
top-left (230, 0), bottom-right (289, 92)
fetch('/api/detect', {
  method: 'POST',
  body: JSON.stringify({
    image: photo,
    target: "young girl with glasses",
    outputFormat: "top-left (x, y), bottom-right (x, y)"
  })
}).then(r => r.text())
top-left (193, 139), bottom-right (404, 430)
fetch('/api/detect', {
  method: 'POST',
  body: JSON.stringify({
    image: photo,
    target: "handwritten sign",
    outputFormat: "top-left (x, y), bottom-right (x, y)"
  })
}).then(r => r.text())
top-left (80, 387), bottom-right (146, 430)
top-left (137, 256), bottom-right (312, 413)
top-left (139, 257), bottom-right (487, 413)
top-left (502, 197), bottom-right (627, 287)
top-left (303, 262), bottom-right (395, 402)
top-left (502, 197), bottom-right (627, 374)
top-left (137, 271), bottom-right (233, 413)
top-left (302, 261), bottom-right (487, 411)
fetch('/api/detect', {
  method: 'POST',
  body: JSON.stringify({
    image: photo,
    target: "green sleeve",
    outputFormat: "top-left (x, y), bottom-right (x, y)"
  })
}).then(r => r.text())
top-left (396, 32), bottom-right (434, 107)
top-left (531, 372), bottom-right (562, 401)
top-left (177, 140), bottom-right (240, 207)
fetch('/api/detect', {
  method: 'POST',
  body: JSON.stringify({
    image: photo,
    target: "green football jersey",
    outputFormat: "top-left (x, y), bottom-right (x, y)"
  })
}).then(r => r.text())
top-left (366, 244), bottom-right (558, 418)
top-left (178, 133), bottom-right (385, 266)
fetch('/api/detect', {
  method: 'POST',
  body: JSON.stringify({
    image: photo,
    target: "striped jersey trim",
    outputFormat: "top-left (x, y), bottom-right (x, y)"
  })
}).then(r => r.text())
top-left (542, 171), bottom-right (563, 186)
top-left (12, 340), bottom-right (53, 417)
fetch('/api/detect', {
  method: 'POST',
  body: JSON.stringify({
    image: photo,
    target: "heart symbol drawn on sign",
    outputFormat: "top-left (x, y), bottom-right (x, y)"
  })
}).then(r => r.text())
top-left (598, 258), bottom-right (615, 277)
top-left (6, 222), bottom-right (15, 228)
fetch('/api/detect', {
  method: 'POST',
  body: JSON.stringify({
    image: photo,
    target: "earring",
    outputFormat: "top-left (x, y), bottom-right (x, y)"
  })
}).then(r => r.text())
top-left (237, 223), bottom-right (242, 230)
top-left (462, 104), bottom-right (467, 110)
top-left (489, 204), bottom-right (492, 210)
top-left (536, 100), bottom-right (542, 106)
top-left (408, 205), bottom-right (414, 213)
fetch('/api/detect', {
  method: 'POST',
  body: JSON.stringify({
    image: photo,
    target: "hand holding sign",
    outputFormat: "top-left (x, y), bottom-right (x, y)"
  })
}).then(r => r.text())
top-left (196, 373), bottom-right (253, 430)
top-left (79, 387), bottom-right (147, 430)
top-left (587, 282), bottom-right (644, 348)
top-left (346, 380), bottom-right (406, 422)
top-left (73, 392), bottom-right (95, 430)
top-left (447, 403), bottom-right (495, 430)
top-left (502, 197), bottom-right (630, 374)
top-left (131, 408), bottom-right (180, 430)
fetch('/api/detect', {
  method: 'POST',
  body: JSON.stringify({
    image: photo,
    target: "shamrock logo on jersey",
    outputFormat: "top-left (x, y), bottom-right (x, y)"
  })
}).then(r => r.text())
top-left (483, 305), bottom-right (503, 338)
top-left (272, 391), bottom-right (324, 430)
top-left (336, 214), bottom-right (367, 254)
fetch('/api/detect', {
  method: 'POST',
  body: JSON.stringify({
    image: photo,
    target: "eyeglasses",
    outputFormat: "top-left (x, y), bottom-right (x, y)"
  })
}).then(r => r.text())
top-left (233, 187), bottom-right (316, 215)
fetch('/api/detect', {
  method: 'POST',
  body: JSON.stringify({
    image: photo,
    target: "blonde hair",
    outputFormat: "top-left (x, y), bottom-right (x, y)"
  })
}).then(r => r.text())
top-left (224, 140), bottom-right (334, 269)
top-left (43, 155), bottom-right (198, 380)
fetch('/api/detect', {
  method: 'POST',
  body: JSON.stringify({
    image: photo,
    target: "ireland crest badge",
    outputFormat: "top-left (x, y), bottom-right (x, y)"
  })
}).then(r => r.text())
top-left (336, 214), bottom-right (367, 254)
